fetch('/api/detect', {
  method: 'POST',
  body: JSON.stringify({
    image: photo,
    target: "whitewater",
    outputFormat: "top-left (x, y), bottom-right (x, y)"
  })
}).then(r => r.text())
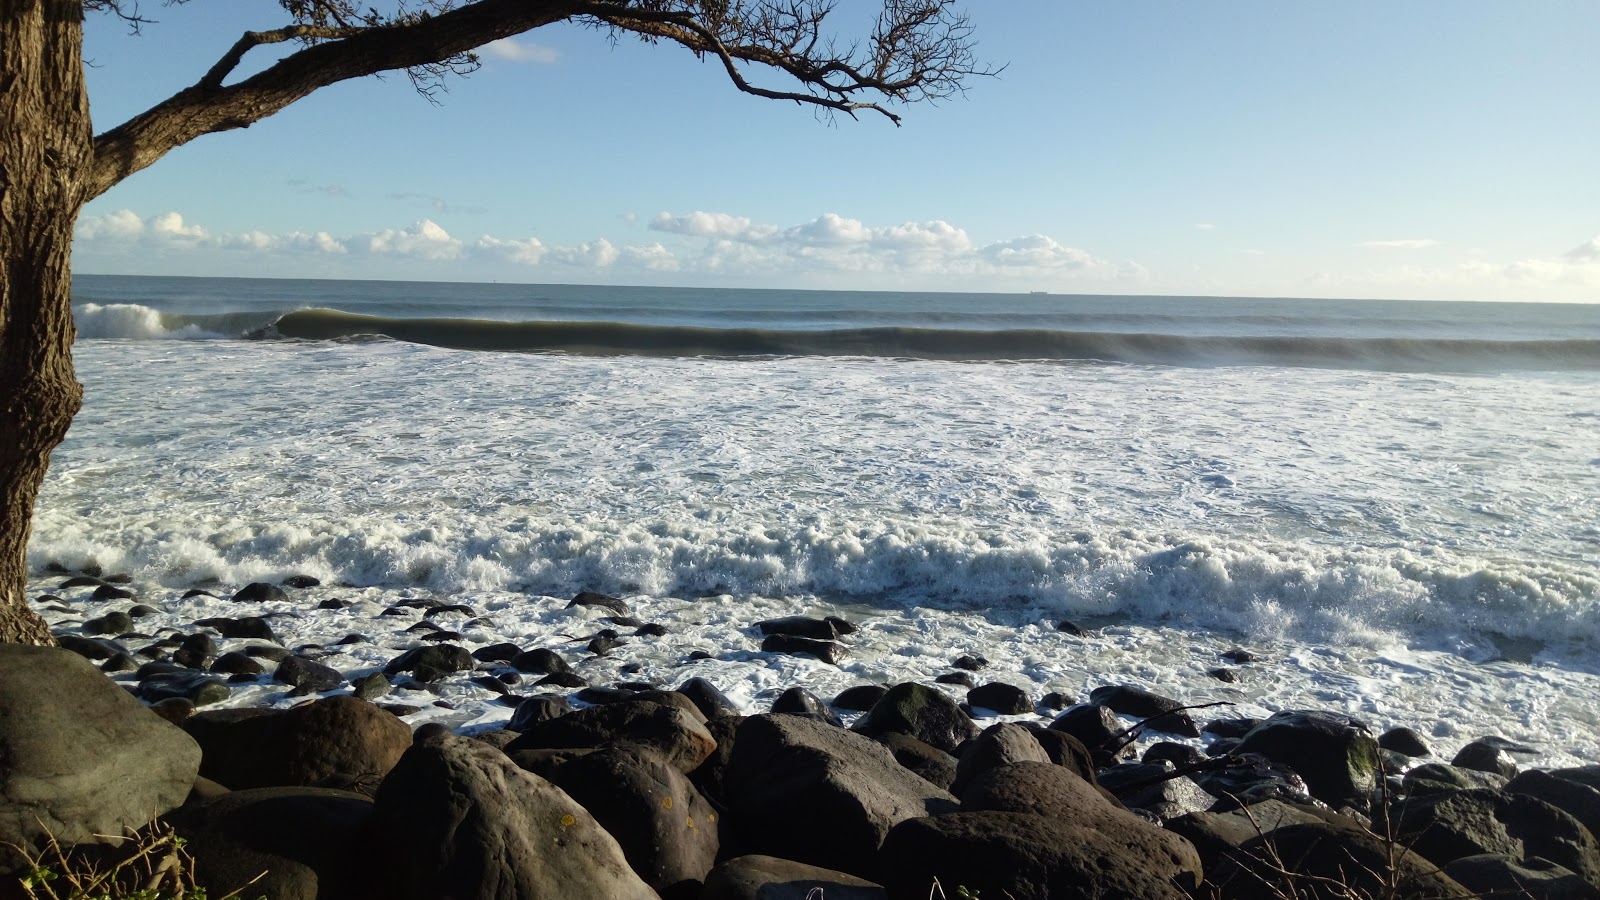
top-left (29, 275), bottom-right (1600, 765)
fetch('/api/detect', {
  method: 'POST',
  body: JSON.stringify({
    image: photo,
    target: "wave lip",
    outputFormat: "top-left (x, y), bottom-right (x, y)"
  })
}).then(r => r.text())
top-left (73, 303), bottom-right (287, 341)
top-left (257, 308), bottom-right (1600, 372)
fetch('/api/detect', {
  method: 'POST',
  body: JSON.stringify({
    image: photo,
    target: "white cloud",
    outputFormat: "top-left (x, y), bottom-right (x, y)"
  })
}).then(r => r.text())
top-left (1565, 236), bottom-right (1600, 263)
top-left (76, 209), bottom-right (145, 241)
top-left (1360, 239), bottom-right (1441, 249)
top-left (475, 235), bottom-right (546, 265)
top-left (548, 238), bottom-right (620, 268)
top-left (358, 220), bottom-right (462, 260)
top-left (148, 211), bottom-right (207, 241)
top-left (650, 211), bottom-right (776, 242)
top-left (623, 242), bottom-right (679, 272)
top-left (481, 39), bottom-right (560, 64)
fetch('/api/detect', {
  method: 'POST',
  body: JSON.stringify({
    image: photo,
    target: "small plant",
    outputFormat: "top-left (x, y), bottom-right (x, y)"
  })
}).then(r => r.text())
top-left (8, 822), bottom-right (262, 900)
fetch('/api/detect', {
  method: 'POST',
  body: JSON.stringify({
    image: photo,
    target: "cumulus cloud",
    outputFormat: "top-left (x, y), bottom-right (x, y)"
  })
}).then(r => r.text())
top-left (76, 209), bottom-right (146, 241)
top-left (475, 235), bottom-right (546, 265)
top-left (1360, 238), bottom-right (1441, 249)
top-left (547, 238), bottom-right (620, 268)
top-left (1564, 236), bottom-right (1600, 263)
top-left (356, 220), bottom-right (462, 260)
top-left (481, 38), bottom-right (560, 63)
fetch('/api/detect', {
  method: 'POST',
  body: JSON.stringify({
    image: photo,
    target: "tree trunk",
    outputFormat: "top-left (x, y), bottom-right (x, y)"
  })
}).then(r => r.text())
top-left (0, 0), bottom-right (90, 645)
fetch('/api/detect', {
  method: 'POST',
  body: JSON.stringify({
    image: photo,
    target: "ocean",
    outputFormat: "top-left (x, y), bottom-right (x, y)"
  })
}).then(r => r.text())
top-left (31, 274), bottom-right (1600, 761)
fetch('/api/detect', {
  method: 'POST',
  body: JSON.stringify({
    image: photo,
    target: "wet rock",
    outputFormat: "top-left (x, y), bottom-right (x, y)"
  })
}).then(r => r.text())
top-left (675, 677), bottom-right (742, 720)
top-left (507, 694), bottom-right (572, 731)
top-left (509, 647), bottom-right (570, 674)
top-left (1395, 788), bottom-right (1600, 887)
top-left (383, 644), bottom-right (473, 678)
top-left (368, 732), bottom-right (656, 900)
top-left (568, 590), bottom-right (631, 616)
top-left (352, 672), bottom-right (391, 701)
top-left (952, 654), bottom-right (988, 671)
top-left (720, 713), bottom-right (957, 878)
top-left (1203, 716), bottom-right (1260, 738)
top-left (771, 686), bottom-right (842, 726)
top-left (99, 652), bottom-right (139, 673)
top-left (274, 655), bottom-right (344, 694)
top-left (1144, 741), bottom-right (1208, 769)
top-left (634, 622), bottom-right (669, 637)
top-left (195, 615), bottom-right (277, 641)
top-left (951, 723), bottom-right (1051, 796)
top-left (505, 700), bottom-right (717, 773)
top-left (760, 634), bottom-right (843, 665)
top-left (933, 671), bottom-right (975, 688)
top-left (1208, 667), bottom-right (1240, 683)
top-left (1048, 704), bottom-right (1134, 767)
top-left (536, 671), bottom-right (589, 688)
top-left (243, 644), bottom-right (293, 662)
top-left (1233, 709), bottom-right (1380, 807)
top-left (1221, 648), bottom-right (1257, 664)
top-left (871, 732), bottom-right (958, 791)
top-left (127, 604), bottom-right (159, 618)
top-left (56, 634), bottom-right (124, 660)
top-left (184, 696), bottom-right (410, 793)
top-left (137, 671), bottom-right (231, 706)
top-left (1089, 684), bottom-right (1201, 737)
top-left (173, 632), bottom-right (217, 669)
top-left (966, 682), bottom-right (1032, 715)
top-left (756, 616), bottom-right (843, 641)
top-left (472, 642), bottom-right (521, 663)
top-left (1380, 726), bottom-right (1432, 758)
top-left (1056, 619), bottom-right (1089, 636)
top-left (91, 584), bottom-right (135, 601)
top-left (231, 582), bottom-right (289, 603)
top-left (0, 645), bottom-right (202, 875)
top-left (879, 811), bottom-right (1200, 900)
top-left (1190, 752), bottom-right (1317, 810)
top-left (210, 651), bottom-right (265, 677)
top-left (316, 598), bottom-right (347, 610)
top-left (851, 682), bottom-right (979, 755)
top-left (700, 855), bottom-right (886, 900)
top-left (181, 588), bottom-right (216, 599)
top-left (280, 574), bottom-right (321, 588)
top-left (1443, 854), bottom-right (1599, 900)
top-left (82, 610), bottom-right (134, 636)
top-left (1038, 691), bottom-right (1073, 711)
top-left (58, 575), bottom-right (105, 588)
top-left (422, 603), bottom-right (474, 619)
top-left (832, 684), bottom-right (888, 712)
top-left (1506, 769), bottom-right (1600, 840)
top-left (1452, 737), bottom-right (1528, 778)
top-left (1403, 762), bottom-right (1510, 796)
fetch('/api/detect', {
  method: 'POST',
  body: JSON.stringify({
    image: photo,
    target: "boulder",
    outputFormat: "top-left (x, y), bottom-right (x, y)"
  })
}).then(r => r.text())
top-left (878, 811), bottom-right (1201, 900)
top-left (568, 591), bottom-right (631, 616)
top-left (183, 695), bottom-right (411, 793)
top-left (82, 610), bottom-right (134, 636)
top-left (1394, 788), bottom-right (1600, 886)
top-left (1047, 704), bottom-right (1134, 767)
top-left (1212, 822), bottom-right (1471, 899)
top-left (966, 682), bottom-right (1032, 715)
top-left (172, 632), bottom-right (217, 669)
top-left (510, 647), bottom-right (569, 674)
top-left (0, 645), bottom-right (201, 875)
top-left (1379, 726), bottom-right (1432, 758)
top-left (675, 677), bottom-right (742, 719)
top-left (1088, 684), bottom-right (1201, 737)
top-left (136, 670), bottom-right (231, 706)
top-left (506, 694), bottom-right (572, 732)
top-left (195, 616), bottom-right (278, 641)
top-left (687, 714), bottom-right (743, 808)
top-left (1507, 769), bottom-right (1600, 839)
top-left (1191, 751), bottom-right (1317, 810)
top-left (231, 582), bottom-right (289, 603)
top-left (870, 732), bottom-right (958, 792)
top-left (210, 651), bottom-right (265, 677)
top-left (850, 682), bottom-right (978, 755)
top-left (367, 732), bottom-right (656, 900)
top-left (1098, 762), bottom-right (1213, 821)
top-left (1452, 738), bottom-right (1522, 778)
top-left (771, 686), bottom-right (841, 725)
top-left (384, 644), bottom-right (474, 678)
top-left (761, 634), bottom-right (844, 665)
top-left (961, 760), bottom-right (1117, 820)
top-left (542, 746), bottom-right (719, 897)
top-left (1403, 762), bottom-right (1509, 796)
top-left (504, 700), bottom-right (717, 773)
top-left (165, 786), bottom-right (374, 900)
top-left (1443, 854), bottom-right (1600, 899)
top-left (273, 655), bottom-right (344, 694)
top-left (756, 616), bottom-right (842, 641)
top-left (1019, 723), bottom-right (1100, 784)
top-left (833, 685), bottom-right (889, 711)
top-left (1232, 710), bottom-right (1380, 807)
top-left (701, 855), bottom-right (886, 900)
top-left (720, 714), bottom-right (957, 878)
top-left (950, 723), bottom-right (1050, 796)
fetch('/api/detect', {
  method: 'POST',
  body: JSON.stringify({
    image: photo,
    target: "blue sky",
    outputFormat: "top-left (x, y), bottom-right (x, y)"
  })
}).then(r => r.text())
top-left (74, 1), bottom-right (1600, 301)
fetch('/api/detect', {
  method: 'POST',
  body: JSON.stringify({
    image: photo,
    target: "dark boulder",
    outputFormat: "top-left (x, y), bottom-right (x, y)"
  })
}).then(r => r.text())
top-left (173, 632), bottom-right (217, 669)
top-left (137, 670), bottom-right (231, 706)
top-left (166, 786), bottom-right (373, 900)
top-left (1047, 704), bottom-right (1134, 767)
top-left (91, 584), bottom-right (135, 601)
top-left (568, 590), bottom-right (631, 616)
top-left (950, 723), bottom-right (1050, 796)
top-left (55, 634), bottom-right (125, 660)
top-left (719, 714), bottom-right (957, 878)
top-left (509, 647), bottom-right (569, 674)
top-left (771, 686), bottom-right (842, 725)
top-left (1144, 740), bottom-right (1208, 768)
top-left (878, 811), bottom-right (1201, 900)
top-left (542, 746), bottom-right (719, 897)
top-left (687, 714), bottom-right (743, 808)
top-left (700, 855), bottom-right (886, 900)
top-left (933, 671), bottom-right (975, 688)
top-left (471, 642), bottom-right (522, 663)
top-left (232, 582), bottom-right (289, 603)
top-left (1233, 710), bottom-right (1380, 807)
top-left (281, 574), bottom-right (321, 588)
top-left (1203, 716), bottom-right (1261, 738)
top-left (676, 677), bottom-right (742, 720)
top-left (505, 700), bottom-right (717, 773)
top-left (850, 682), bottom-right (978, 755)
top-left (383, 644), bottom-right (473, 678)
top-left (183, 695), bottom-right (411, 793)
top-left (1380, 726), bottom-right (1432, 757)
top-left (1190, 751), bottom-right (1317, 810)
top-left (195, 616), bottom-right (277, 641)
top-left (0, 645), bottom-right (201, 875)
top-left (506, 694), bottom-right (572, 732)
top-left (1212, 822), bottom-right (1471, 899)
top-left (210, 651), bottom-right (265, 677)
top-left (960, 760), bottom-right (1118, 820)
top-left (833, 684), bottom-right (889, 711)
top-left (1097, 762), bottom-right (1213, 821)
top-left (1452, 738), bottom-right (1524, 778)
top-left (756, 616), bottom-right (842, 641)
top-left (351, 672), bottom-right (391, 701)
top-left (367, 732), bottom-right (656, 900)
top-left (761, 634), bottom-right (844, 665)
top-left (965, 681), bottom-right (1031, 715)
top-left (1088, 684), bottom-right (1201, 737)
top-left (1403, 762), bottom-right (1509, 796)
top-left (870, 732), bottom-right (958, 792)
top-left (274, 655), bottom-right (344, 694)
top-left (82, 610), bottom-right (134, 635)
top-left (1443, 854), bottom-right (1600, 899)
top-left (1394, 788), bottom-right (1600, 886)
top-left (1507, 769), bottom-right (1600, 840)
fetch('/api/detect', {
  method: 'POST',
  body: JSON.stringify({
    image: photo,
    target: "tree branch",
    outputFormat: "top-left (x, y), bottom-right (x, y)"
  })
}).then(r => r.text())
top-left (199, 25), bottom-right (371, 90)
top-left (88, 0), bottom-right (584, 200)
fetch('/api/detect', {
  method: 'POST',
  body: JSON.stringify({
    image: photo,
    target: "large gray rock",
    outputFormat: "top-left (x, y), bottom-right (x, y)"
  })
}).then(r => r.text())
top-left (878, 811), bottom-right (1201, 899)
top-left (1443, 854), bottom-right (1600, 899)
top-left (1394, 788), bottom-right (1600, 887)
top-left (850, 682), bottom-right (978, 754)
top-left (960, 760), bottom-right (1117, 820)
top-left (166, 786), bottom-right (374, 900)
top-left (0, 645), bottom-right (201, 874)
top-left (543, 746), bottom-right (718, 897)
top-left (950, 723), bottom-right (1050, 796)
top-left (721, 714), bottom-right (957, 878)
top-left (701, 855), bottom-right (886, 900)
top-left (183, 695), bottom-right (410, 793)
top-left (367, 732), bottom-right (656, 900)
top-left (504, 699), bottom-right (717, 773)
top-left (1213, 822), bottom-right (1471, 899)
top-left (1233, 710), bottom-right (1380, 807)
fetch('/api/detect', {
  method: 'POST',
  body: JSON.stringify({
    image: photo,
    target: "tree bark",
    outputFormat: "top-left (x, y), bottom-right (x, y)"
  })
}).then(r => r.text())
top-left (0, 0), bottom-right (90, 645)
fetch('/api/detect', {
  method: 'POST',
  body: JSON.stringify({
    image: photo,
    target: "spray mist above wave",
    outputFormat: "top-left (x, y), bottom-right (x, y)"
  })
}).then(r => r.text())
top-left (253, 308), bottom-right (1600, 372)
top-left (73, 303), bottom-right (285, 341)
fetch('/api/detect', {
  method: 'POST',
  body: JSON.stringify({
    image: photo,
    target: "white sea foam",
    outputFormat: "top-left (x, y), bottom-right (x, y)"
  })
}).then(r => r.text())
top-left (27, 338), bottom-right (1600, 762)
top-left (74, 303), bottom-right (221, 340)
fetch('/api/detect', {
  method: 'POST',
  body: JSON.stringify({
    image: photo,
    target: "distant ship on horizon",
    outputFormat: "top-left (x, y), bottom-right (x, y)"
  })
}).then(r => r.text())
top-left (1028, 290), bottom-right (1049, 295)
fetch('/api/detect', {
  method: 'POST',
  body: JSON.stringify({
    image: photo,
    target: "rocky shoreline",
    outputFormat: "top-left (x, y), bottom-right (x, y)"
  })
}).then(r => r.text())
top-left (5, 573), bottom-right (1600, 898)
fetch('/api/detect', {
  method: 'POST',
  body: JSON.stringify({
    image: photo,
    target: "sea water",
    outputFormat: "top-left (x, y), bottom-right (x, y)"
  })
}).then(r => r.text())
top-left (29, 274), bottom-right (1600, 761)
